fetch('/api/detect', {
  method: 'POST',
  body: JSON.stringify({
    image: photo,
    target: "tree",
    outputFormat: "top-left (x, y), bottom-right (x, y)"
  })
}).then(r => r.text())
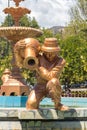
top-left (1, 15), bottom-right (40, 29)
top-left (19, 15), bottom-right (31, 27)
top-left (1, 15), bottom-right (14, 26)
top-left (69, 0), bottom-right (87, 22)
top-left (0, 38), bottom-right (12, 85)
top-left (67, 0), bottom-right (87, 40)
top-left (30, 17), bottom-right (40, 29)
top-left (77, 0), bottom-right (87, 20)
top-left (59, 35), bottom-right (87, 85)
top-left (57, 0), bottom-right (87, 85)
top-left (38, 28), bottom-right (53, 43)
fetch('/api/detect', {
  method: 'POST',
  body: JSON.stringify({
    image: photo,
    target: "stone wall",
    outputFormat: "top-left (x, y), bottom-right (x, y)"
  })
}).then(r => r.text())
top-left (0, 108), bottom-right (87, 130)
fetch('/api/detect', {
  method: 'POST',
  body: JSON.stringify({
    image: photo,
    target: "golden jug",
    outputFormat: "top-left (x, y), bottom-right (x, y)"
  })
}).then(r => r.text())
top-left (14, 38), bottom-right (41, 70)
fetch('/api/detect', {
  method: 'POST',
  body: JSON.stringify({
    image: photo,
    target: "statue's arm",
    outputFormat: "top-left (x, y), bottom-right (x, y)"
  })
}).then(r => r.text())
top-left (37, 58), bottom-right (66, 81)
top-left (49, 58), bottom-right (66, 78)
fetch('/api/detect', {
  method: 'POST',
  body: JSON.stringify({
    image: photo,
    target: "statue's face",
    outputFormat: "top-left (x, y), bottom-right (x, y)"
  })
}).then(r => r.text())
top-left (44, 52), bottom-right (58, 61)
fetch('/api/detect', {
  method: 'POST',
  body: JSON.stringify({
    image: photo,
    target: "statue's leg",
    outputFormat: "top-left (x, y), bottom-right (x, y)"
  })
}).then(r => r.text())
top-left (46, 78), bottom-right (69, 111)
top-left (26, 84), bottom-right (46, 109)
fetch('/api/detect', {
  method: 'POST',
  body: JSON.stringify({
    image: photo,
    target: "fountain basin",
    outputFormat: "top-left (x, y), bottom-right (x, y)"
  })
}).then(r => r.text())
top-left (0, 27), bottom-right (43, 42)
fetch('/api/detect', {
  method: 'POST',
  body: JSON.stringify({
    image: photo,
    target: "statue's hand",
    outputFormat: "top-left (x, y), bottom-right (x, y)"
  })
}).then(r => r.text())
top-left (38, 67), bottom-right (48, 77)
top-left (35, 64), bottom-right (39, 72)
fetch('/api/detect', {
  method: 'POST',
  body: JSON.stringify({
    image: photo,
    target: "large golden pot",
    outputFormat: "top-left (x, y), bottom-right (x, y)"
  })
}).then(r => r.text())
top-left (14, 38), bottom-right (41, 69)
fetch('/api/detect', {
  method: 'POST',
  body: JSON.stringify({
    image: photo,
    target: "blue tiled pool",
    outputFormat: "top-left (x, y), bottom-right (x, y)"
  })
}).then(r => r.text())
top-left (0, 96), bottom-right (87, 108)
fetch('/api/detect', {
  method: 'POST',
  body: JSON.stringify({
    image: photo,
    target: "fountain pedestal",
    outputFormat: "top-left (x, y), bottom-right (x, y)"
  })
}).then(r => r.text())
top-left (0, 67), bottom-right (30, 96)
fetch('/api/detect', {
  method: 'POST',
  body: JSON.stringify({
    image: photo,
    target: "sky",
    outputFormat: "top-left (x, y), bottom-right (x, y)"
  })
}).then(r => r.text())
top-left (0, 0), bottom-right (77, 28)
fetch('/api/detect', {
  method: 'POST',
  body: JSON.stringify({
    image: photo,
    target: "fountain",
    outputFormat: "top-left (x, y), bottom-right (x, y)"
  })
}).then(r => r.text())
top-left (0, 0), bottom-right (43, 97)
top-left (0, 0), bottom-right (86, 109)
top-left (0, 1), bottom-right (87, 130)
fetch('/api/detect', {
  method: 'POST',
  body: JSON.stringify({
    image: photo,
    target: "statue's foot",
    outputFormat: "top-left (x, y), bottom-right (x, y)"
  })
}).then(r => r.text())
top-left (55, 103), bottom-right (69, 111)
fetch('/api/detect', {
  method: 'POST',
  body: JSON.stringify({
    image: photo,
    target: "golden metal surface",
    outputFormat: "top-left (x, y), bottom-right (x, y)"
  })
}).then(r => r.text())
top-left (1, 69), bottom-right (11, 84)
top-left (26, 38), bottom-right (69, 111)
top-left (3, 0), bottom-right (30, 26)
top-left (4, 7), bottom-right (31, 26)
top-left (13, 0), bottom-right (24, 6)
top-left (14, 38), bottom-right (41, 69)
top-left (41, 38), bottom-right (60, 52)
top-left (0, 27), bottom-right (43, 42)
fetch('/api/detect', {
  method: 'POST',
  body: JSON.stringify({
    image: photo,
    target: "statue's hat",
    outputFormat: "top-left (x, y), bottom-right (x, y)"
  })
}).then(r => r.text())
top-left (41, 38), bottom-right (60, 52)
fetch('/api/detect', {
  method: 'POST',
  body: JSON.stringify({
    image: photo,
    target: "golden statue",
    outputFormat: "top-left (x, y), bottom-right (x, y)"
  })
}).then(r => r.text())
top-left (15, 37), bottom-right (69, 111)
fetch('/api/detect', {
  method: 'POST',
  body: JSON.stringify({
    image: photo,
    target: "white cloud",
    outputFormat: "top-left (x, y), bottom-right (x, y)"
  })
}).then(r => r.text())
top-left (0, 0), bottom-right (76, 28)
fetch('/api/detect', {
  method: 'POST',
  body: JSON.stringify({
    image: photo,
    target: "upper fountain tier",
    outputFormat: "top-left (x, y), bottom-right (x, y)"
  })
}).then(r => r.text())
top-left (13, 0), bottom-right (25, 7)
top-left (3, 7), bottom-right (31, 26)
top-left (0, 0), bottom-right (43, 42)
top-left (3, 0), bottom-right (31, 26)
